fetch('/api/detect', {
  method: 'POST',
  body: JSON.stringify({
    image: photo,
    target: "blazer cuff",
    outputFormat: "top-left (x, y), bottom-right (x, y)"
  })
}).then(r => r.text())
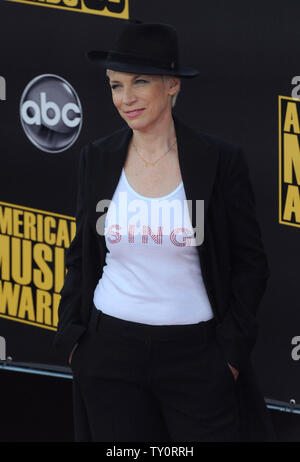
top-left (52, 323), bottom-right (88, 367)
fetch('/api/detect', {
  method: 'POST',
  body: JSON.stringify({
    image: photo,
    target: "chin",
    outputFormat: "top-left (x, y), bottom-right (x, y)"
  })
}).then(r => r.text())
top-left (126, 118), bottom-right (149, 130)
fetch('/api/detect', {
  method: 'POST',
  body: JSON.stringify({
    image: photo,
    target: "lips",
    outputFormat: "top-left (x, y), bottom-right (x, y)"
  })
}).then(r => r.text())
top-left (125, 108), bottom-right (144, 113)
top-left (125, 108), bottom-right (145, 118)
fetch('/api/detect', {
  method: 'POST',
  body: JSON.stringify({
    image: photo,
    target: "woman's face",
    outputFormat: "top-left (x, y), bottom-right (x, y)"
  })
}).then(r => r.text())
top-left (107, 70), bottom-right (180, 130)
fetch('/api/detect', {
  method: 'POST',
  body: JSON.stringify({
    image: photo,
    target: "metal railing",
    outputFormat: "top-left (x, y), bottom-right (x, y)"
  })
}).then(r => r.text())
top-left (1, 359), bottom-right (299, 414)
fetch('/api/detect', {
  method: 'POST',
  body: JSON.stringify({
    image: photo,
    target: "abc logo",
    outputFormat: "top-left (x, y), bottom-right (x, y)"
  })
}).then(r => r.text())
top-left (20, 74), bottom-right (82, 153)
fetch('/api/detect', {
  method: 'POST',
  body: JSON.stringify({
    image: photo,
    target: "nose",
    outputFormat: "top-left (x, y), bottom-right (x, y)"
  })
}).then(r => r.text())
top-left (122, 86), bottom-right (137, 106)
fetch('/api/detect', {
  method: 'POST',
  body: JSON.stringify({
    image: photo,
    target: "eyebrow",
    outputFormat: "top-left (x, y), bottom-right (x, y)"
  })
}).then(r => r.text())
top-left (108, 74), bottom-right (144, 84)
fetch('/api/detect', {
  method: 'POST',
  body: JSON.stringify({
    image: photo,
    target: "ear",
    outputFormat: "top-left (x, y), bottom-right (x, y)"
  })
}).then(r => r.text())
top-left (167, 77), bottom-right (181, 96)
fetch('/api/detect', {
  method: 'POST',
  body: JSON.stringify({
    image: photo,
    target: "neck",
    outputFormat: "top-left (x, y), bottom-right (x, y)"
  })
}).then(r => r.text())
top-left (130, 111), bottom-right (177, 161)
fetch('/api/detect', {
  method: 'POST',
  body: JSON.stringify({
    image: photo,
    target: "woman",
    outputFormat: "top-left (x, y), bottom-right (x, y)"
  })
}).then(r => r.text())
top-left (52, 21), bottom-right (276, 442)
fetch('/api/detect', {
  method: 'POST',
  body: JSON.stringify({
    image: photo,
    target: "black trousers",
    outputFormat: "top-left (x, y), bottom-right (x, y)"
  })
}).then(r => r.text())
top-left (71, 303), bottom-right (240, 442)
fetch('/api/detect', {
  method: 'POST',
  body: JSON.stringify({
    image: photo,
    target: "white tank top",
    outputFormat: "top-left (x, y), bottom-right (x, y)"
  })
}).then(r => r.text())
top-left (93, 167), bottom-right (214, 325)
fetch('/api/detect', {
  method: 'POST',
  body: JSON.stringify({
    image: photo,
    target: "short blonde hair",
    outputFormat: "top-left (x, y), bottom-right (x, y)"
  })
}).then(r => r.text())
top-left (106, 70), bottom-right (180, 109)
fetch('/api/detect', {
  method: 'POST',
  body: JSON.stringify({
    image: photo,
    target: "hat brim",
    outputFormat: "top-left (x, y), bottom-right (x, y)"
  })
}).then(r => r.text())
top-left (86, 51), bottom-right (200, 79)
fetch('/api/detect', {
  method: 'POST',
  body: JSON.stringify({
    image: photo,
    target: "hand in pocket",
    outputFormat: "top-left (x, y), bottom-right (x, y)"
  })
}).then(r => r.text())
top-left (69, 342), bottom-right (79, 366)
top-left (227, 363), bottom-right (239, 381)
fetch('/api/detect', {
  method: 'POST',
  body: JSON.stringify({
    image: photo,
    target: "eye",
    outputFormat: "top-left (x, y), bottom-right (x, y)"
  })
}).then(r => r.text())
top-left (110, 79), bottom-right (148, 90)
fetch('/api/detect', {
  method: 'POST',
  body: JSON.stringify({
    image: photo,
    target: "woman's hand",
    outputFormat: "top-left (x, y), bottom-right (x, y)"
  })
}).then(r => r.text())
top-left (227, 363), bottom-right (239, 381)
top-left (68, 342), bottom-right (79, 366)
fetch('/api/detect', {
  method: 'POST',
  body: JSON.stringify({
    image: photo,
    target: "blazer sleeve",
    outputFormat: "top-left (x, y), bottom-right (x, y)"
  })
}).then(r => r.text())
top-left (51, 143), bottom-right (90, 365)
top-left (215, 146), bottom-right (271, 372)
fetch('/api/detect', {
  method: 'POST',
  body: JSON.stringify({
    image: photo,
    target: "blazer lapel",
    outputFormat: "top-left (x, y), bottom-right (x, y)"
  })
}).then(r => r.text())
top-left (91, 114), bottom-right (219, 250)
top-left (173, 114), bottom-right (219, 241)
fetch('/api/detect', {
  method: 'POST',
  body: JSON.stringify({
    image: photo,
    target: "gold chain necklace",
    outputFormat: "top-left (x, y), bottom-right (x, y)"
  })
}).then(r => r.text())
top-left (133, 138), bottom-right (177, 167)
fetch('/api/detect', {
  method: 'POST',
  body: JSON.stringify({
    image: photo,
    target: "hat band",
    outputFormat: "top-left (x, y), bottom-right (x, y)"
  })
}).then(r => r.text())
top-left (106, 50), bottom-right (177, 71)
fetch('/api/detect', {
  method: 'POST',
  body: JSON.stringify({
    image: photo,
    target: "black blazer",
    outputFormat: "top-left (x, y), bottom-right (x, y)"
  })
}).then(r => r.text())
top-left (52, 113), bottom-right (275, 441)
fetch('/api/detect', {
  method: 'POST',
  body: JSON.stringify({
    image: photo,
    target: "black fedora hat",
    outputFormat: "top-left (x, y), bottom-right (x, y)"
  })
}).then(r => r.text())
top-left (86, 20), bottom-right (200, 79)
